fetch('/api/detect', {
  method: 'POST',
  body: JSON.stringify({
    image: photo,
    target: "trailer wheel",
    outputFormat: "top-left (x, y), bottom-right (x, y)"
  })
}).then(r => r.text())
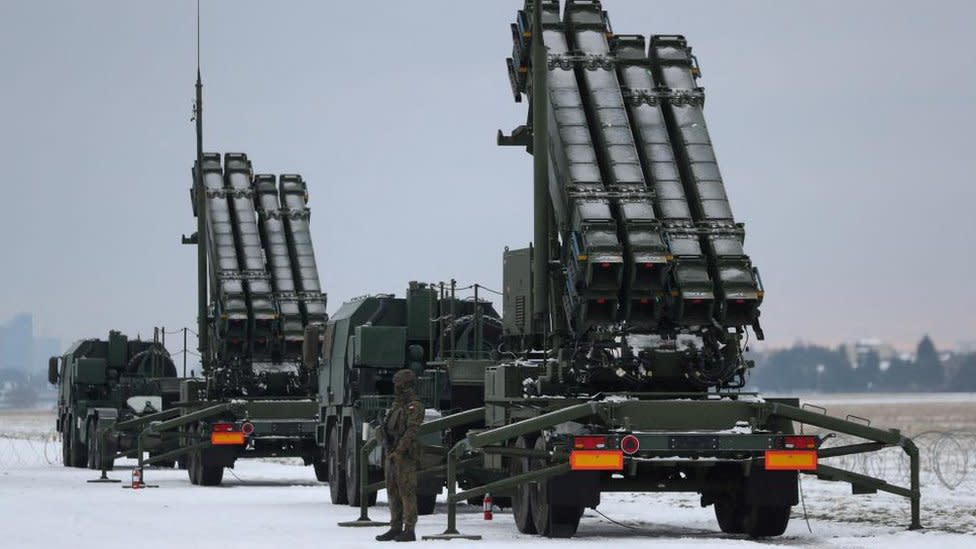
top-left (743, 504), bottom-right (791, 538)
top-left (511, 435), bottom-right (537, 534)
top-left (345, 426), bottom-right (377, 507)
top-left (197, 463), bottom-right (224, 486)
top-left (328, 424), bottom-right (348, 504)
top-left (187, 425), bottom-right (200, 485)
top-left (529, 436), bottom-right (582, 538)
top-left (713, 496), bottom-right (745, 534)
top-left (417, 493), bottom-right (437, 516)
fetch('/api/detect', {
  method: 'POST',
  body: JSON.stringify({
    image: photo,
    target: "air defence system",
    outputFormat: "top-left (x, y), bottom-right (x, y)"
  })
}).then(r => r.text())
top-left (416, 0), bottom-right (922, 540)
top-left (500, 0), bottom-right (763, 391)
top-left (146, 151), bottom-right (330, 486)
top-left (82, 152), bottom-right (331, 487)
top-left (50, 330), bottom-right (179, 471)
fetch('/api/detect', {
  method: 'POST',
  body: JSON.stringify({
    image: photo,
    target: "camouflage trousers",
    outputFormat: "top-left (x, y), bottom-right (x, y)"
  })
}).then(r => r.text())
top-left (385, 455), bottom-right (418, 529)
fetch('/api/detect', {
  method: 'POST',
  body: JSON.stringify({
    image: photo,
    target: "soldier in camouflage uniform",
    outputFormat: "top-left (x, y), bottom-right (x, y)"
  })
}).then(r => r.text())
top-left (375, 369), bottom-right (424, 542)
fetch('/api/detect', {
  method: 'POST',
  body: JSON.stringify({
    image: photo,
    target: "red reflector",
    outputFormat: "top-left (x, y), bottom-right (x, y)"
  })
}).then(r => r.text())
top-left (601, 262), bottom-right (611, 269)
top-left (735, 299), bottom-right (745, 304)
top-left (573, 435), bottom-right (607, 450)
top-left (644, 263), bottom-right (654, 269)
top-left (241, 422), bottom-right (255, 436)
top-left (596, 298), bottom-right (606, 304)
top-left (620, 434), bottom-right (640, 455)
top-left (212, 422), bottom-right (236, 433)
top-left (784, 436), bottom-right (817, 449)
top-left (691, 299), bottom-right (702, 304)
top-left (639, 298), bottom-right (649, 305)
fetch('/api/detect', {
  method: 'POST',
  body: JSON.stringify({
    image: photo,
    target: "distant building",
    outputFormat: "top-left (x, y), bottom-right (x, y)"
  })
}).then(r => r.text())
top-left (841, 338), bottom-right (898, 369)
top-left (956, 341), bottom-right (976, 354)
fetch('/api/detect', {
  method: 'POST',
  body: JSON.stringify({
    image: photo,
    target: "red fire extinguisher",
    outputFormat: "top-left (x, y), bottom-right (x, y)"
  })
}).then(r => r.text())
top-left (483, 492), bottom-right (493, 520)
top-left (131, 467), bottom-right (143, 489)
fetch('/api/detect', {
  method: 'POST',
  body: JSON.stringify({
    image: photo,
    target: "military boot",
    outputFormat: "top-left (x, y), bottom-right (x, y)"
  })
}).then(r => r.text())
top-left (375, 526), bottom-right (403, 541)
top-left (394, 527), bottom-right (416, 542)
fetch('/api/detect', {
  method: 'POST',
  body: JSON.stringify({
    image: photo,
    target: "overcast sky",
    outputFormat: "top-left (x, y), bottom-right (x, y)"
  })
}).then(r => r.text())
top-left (1, 0), bottom-right (974, 356)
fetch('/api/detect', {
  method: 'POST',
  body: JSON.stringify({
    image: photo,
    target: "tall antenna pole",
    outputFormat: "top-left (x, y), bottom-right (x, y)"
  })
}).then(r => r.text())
top-left (531, 0), bottom-right (550, 337)
top-left (194, 0), bottom-right (209, 371)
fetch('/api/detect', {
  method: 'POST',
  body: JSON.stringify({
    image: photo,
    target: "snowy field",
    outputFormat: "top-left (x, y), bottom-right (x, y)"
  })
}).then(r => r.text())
top-left (1, 396), bottom-right (974, 549)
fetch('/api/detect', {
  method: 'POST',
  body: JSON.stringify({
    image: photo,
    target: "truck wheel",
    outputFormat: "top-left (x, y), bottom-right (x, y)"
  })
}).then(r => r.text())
top-left (69, 419), bottom-right (88, 468)
top-left (98, 432), bottom-right (115, 472)
top-left (313, 461), bottom-right (328, 482)
top-left (61, 418), bottom-right (70, 467)
top-left (417, 493), bottom-right (437, 516)
top-left (86, 422), bottom-right (97, 469)
top-left (743, 504), bottom-right (791, 537)
top-left (328, 424), bottom-right (348, 504)
top-left (529, 437), bottom-right (582, 538)
top-left (511, 435), bottom-right (537, 534)
top-left (714, 495), bottom-right (745, 534)
top-left (345, 426), bottom-right (377, 507)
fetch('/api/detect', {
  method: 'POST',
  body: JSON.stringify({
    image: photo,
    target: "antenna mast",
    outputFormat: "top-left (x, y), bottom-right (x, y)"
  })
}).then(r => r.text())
top-left (194, 0), bottom-right (209, 370)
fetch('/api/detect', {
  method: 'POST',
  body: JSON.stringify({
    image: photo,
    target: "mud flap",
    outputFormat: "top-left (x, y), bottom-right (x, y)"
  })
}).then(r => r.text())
top-left (744, 469), bottom-right (798, 506)
top-left (547, 471), bottom-right (601, 507)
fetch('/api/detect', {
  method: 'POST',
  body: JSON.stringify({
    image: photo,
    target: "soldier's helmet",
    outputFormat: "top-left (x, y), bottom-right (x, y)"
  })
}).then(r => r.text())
top-left (393, 369), bottom-right (416, 393)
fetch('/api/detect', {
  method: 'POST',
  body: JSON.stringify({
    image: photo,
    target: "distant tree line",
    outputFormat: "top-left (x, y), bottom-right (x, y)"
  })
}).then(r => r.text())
top-left (747, 336), bottom-right (976, 393)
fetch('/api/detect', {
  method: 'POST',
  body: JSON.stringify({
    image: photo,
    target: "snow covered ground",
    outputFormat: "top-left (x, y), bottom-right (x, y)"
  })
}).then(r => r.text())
top-left (2, 403), bottom-right (974, 549)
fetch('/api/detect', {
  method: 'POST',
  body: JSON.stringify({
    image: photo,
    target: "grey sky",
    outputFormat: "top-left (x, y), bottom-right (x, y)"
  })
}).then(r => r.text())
top-left (1, 1), bottom-right (974, 355)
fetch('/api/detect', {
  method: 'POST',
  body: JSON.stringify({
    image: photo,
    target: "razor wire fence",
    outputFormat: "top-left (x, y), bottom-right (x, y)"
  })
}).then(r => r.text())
top-left (0, 430), bottom-right (62, 467)
top-left (2, 429), bottom-right (976, 491)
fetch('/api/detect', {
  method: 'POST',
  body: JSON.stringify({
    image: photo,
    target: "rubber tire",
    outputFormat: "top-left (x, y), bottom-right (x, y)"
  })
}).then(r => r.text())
top-left (714, 496), bottom-right (746, 534)
top-left (197, 461), bottom-right (224, 486)
top-left (193, 429), bottom-right (225, 487)
top-left (328, 424), bottom-right (348, 504)
top-left (68, 419), bottom-right (88, 468)
top-left (99, 430), bottom-right (115, 472)
top-left (345, 426), bottom-right (377, 507)
top-left (61, 417), bottom-right (70, 467)
top-left (313, 461), bottom-right (328, 482)
top-left (187, 426), bottom-right (200, 485)
top-left (511, 435), bottom-right (537, 534)
top-left (86, 422), bottom-right (97, 469)
top-left (529, 437), bottom-right (583, 538)
top-left (743, 504), bottom-right (791, 538)
top-left (417, 493), bottom-right (437, 516)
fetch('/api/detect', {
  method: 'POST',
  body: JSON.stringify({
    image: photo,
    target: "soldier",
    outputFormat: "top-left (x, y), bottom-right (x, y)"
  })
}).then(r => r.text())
top-left (375, 369), bottom-right (424, 542)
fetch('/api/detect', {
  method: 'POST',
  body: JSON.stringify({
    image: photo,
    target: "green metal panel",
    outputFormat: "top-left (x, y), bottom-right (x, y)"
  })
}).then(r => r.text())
top-left (502, 247), bottom-right (533, 336)
top-left (353, 326), bottom-right (406, 368)
top-left (406, 282), bottom-right (436, 341)
top-left (74, 358), bottom-right (107, 385)
top-left (107, 331), bottom-right (128, 368)
top-left (448, 359), bottom-right (495, 387)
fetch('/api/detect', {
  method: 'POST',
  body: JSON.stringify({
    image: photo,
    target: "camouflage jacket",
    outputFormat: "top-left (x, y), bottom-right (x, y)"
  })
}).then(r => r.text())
top-left (379, 395), bottom-right (424, 461)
